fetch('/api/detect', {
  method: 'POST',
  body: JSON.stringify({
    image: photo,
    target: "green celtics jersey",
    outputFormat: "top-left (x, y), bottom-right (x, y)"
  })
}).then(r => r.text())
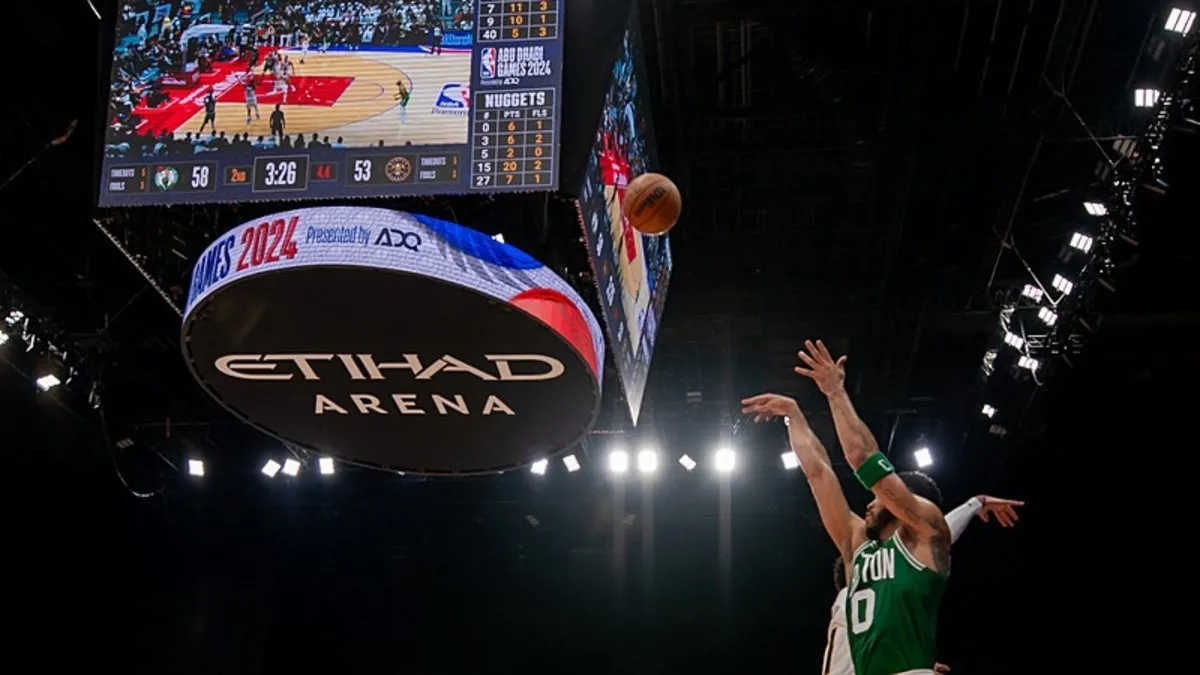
top-left (845, 532), bottom-right (947, 675)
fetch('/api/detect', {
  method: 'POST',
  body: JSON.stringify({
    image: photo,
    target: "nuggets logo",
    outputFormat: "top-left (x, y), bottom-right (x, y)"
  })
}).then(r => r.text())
top-left (385, 157), bottom-right (412, 183)
top-left (433, 83), bottom-right (470, 116)
top-left (480, 48), bottom-right (497, 79)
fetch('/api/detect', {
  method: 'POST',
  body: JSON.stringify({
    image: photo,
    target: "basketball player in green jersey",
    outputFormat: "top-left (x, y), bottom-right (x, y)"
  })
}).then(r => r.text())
top-left (743, 340), bottom-right (952, 675)
top-left (395, 79), bottom-right (411, 124)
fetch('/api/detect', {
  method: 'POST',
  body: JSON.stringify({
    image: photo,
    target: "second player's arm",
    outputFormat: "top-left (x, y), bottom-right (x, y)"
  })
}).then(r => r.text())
top-left (786, 410), bottom-right (866, 559)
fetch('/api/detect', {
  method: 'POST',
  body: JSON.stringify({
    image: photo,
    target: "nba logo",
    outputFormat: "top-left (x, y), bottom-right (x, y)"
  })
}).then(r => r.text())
top-left (480, 47), bottom-right (497, 79)
top-left (433, 83), bottom-right (471, 115)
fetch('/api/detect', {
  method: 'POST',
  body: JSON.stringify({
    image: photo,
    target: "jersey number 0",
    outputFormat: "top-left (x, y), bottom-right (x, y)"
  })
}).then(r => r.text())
top-left (849, 589), bottom-right (876, 634)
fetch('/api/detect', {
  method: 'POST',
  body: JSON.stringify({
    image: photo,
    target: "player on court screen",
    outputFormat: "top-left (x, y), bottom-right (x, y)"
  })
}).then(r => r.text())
top-left (395, 79), bottom-right (411, 124)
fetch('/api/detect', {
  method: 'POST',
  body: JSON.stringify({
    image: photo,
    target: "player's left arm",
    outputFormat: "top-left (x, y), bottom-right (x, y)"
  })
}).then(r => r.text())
top-left (873, 474), bottom-right (951, 570)
top-left (796, 339), bottom-right (950, 569)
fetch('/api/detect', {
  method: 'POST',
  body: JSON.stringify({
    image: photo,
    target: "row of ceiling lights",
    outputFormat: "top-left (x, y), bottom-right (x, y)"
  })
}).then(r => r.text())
top-left (183, 443), bottom-right (941, 480)
top-left (976, 6), bottom-right (1195, 427)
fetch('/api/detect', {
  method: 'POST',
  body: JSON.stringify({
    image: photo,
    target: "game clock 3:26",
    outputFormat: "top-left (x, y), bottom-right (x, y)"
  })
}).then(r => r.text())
top-left (253, 156), bottom-right (310, 192)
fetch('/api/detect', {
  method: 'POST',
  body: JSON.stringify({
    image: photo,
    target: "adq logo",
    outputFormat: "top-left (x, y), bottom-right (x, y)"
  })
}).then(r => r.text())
top-left (373, 228), bottom-right (422, 251)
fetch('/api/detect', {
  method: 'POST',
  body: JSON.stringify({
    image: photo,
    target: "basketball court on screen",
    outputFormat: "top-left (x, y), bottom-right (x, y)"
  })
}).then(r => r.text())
top-left (158, 49), bottom-right (470, 148)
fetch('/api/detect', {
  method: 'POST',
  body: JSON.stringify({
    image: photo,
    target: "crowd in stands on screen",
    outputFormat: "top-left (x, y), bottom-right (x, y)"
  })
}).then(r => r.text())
top-left (104, 128), bottom-right (380, 158)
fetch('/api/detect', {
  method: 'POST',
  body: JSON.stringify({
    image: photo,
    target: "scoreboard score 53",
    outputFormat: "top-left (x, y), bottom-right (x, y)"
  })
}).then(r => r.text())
top-left (98, 0), bottom-right (565, 207)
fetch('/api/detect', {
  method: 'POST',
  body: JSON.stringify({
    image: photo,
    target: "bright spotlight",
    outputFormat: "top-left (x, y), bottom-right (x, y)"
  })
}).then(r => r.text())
top-left (530, 458), bottom-right (548, 475)
top-left (913, 447), bottom-right (933, 468)
top-left (781, 451), bottom-right (800, 470)
top-left (282, 458), bottom-right (301, 477)
top-left (0, 331), bottom-right (8, 345)
top-left (1020, 284), bottom-right (1043, 302)
top-left (637, 448), bottom-right (658, 474)
top-left (36, 374), bottom-right (60, 391)
top-left (562, 454), bottom-right (581, 472)
top-left (981, 404), bottom-right (997, 418)
top-left (678, 454), bottom-right (697, 471)
top-left (1069, 232), bottom-right (1094, 253)
top-left (492, 233), bottom-right (506, 244)
top-left (1166, 8), bottom-right (1196, 35)
top-left (187, 459), bottom-right (205, 477)
top-left (261, 459), bottom-right (282, 477)
top-left (1038, 307), bottom-right (1058, 326)
top-left (318, 457), bottom-right (335, 475)
top-left (714, 448), bottom-right (735, 473)
top-left (1017, 355), bottom-right (1040, 372)
top-left (1082, 201), bottom-right (1107, 216)
top-left (1134, 88), bottom-right (1161, 108)
top-left (1003, 331), bottom-right (1024, 350)
top-left (608, 450), bottom-right (629, 474)
top-left (1051, 274), bottom-right (1074, 295)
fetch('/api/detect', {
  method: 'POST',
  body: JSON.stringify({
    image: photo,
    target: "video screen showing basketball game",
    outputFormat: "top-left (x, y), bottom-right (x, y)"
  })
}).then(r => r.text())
top-left (576, 9), bottom-right (672, 426)
top-left (100, 1), bottom-right (563, 206)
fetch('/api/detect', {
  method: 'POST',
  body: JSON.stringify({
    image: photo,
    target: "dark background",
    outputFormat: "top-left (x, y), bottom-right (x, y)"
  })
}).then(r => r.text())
top-left (1, 0), bottom-right (1190, 672)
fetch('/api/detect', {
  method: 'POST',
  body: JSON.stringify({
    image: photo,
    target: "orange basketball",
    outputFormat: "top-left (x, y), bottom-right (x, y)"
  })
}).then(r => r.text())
top-left (623, 173), bottom-right (681, 236)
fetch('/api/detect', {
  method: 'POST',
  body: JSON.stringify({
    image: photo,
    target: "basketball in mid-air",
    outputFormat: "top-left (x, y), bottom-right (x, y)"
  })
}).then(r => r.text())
top-left (623, 173), bottom-right (681, 236)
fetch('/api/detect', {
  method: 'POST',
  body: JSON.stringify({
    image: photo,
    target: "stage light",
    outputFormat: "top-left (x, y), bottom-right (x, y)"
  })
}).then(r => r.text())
top-left (637, 448), bottom-right (659, 474)
top-left (1083, 201), bottom-right (1107, 216)
top-left (989, 424), bottom-right (1009, 437)
top-left (319, 457), bottom-right (335, 475)
top-left (261, 459), bottom-right (282, 477)
top-left (3, 310), bottom-right (23, 327)
top-left (187, 459), bottom-right (205, 477)
top-left (1003, 331), bottom-right (1024, 350)
top-left (781, 451), bottom-right (800, 470)
top-left (1038, 307), bottom-right (1058, 326)
top-left (1069, 232), bottom-right (1094, 253)
top-left (678, 454), bottom-right (697, 471)
top-left (282, 458), bottom-right (301, 477)
top-left (1166, 8), bottom-right (1196, 35)
top-left (36, 374), bottom-right (60, 392)
top-left (913, 447), bottom-right (933, 468)
top-left (714, 447), bottom-right (735, 473)
top-left (608, 449), bottom-right (629, 474)
top-left (1020, 284), bottom-right (1043, 302)
top-left (1051, 274), bottom-right (1074, 295)
top-left (981, 404), bottom-right (996, 418)
top-left (1017, 355), bottom-right (1040, 372)
top-left (0, 330), bottom-right (8, 345)
top-left (1135, 88), bottom-right (1161, 108)
top-left (530, 458), bottom-right (548, 475)
top-left (562, 454), bottom-right (581, 472)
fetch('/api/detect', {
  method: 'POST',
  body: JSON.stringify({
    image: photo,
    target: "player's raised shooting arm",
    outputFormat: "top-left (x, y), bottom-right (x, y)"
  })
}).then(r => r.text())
top-left (825, 389), bottom-right (946, 541)
top-left (786, 415), bottom-right (865, 558)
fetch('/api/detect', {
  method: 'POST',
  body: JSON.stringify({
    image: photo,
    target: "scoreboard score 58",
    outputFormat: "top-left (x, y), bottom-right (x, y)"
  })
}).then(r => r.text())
top-left (98, 0), bottom-right (564, 207)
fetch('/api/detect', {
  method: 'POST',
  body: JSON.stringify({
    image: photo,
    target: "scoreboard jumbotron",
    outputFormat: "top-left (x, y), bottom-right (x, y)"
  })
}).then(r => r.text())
top-left (99, 1), bottom-right (563, 206)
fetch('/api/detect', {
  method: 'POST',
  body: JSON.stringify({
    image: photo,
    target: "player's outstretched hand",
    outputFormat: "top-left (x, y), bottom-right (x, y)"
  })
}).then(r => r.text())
top-left (794, 339), bottom-right (847, 396)
top-left (740, 393), bottom-right (801, 424)
top-left (977, 496), bottom-right (1025, 527)
top-left (934, 664), bottom-right (951, 673)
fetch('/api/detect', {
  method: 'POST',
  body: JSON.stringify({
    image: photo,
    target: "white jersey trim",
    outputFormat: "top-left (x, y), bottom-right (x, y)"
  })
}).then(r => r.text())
top-left (849, 538), bottom-right (873, 561)
top-left (890, 531), bottom-right (926, 571)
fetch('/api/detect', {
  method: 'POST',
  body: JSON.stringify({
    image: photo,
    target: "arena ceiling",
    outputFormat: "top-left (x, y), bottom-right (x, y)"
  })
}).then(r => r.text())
top-left (0, 0), bottom-right (1195, 485)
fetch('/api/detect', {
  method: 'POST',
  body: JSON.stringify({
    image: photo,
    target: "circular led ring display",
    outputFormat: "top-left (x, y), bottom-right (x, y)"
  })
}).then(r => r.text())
top-left (182, 206), bottom-right (604, 475)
